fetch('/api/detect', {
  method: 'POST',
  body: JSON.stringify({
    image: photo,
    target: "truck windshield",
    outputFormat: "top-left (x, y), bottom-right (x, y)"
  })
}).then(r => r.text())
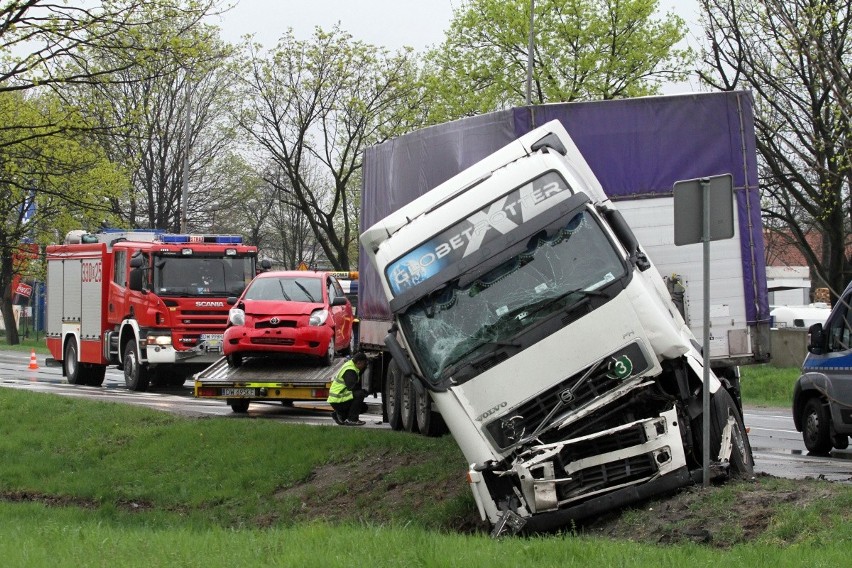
top-left (399, 209), bottom-right (627, 383)
top-left (153, 256), bottom-right (255, 297)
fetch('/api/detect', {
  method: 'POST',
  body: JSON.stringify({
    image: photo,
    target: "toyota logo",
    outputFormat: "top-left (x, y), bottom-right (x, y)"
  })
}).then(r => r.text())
top-left (269, 317), bottom-right (280, 325)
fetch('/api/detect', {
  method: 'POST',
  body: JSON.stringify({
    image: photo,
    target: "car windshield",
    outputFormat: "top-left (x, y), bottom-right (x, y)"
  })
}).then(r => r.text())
top-left (243, 276), bottom-right (323, 303)
top-left (153, 256), bottom-right (255, 297)
top-left (398, 209), bottom-right (626, 383)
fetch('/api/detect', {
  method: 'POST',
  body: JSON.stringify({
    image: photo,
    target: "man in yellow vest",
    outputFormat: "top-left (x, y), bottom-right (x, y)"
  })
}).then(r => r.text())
top-left (328, 351), bottom-right (369, 426)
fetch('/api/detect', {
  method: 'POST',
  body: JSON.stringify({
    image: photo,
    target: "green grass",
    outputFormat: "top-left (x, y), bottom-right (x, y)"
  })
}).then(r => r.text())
top-left (0, 334), bottom-right (49, 354)
top-left (740, 364), bottom-right (799, 408)
top-left (1, 388), bottom-right (850, 567)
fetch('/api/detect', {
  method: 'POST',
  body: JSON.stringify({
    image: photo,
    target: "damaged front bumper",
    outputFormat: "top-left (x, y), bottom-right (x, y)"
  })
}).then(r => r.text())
top-left (468, 408), bottom-right (691, 535)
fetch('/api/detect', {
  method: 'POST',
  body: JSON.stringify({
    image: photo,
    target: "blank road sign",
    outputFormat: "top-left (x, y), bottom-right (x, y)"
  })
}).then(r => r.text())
top-left (673, 174), bottom-right (734, 246)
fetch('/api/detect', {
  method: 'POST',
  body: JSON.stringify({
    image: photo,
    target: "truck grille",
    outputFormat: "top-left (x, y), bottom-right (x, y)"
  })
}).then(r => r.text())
top-left (561, 454), bottom-right (658, 500)
top-left (485, 342), bottom-right (651, 449)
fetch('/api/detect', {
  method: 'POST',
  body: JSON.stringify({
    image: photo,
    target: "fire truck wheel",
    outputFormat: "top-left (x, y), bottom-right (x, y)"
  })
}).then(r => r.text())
top-left (228, 399), bottom-right (250, 413)
top-left (384, 359), bottom-right (403, 431)
top-left (709, 388), bottom-right (754, 477)
top-left (123, 342), bottom-right (150, 392)
top-left (400, 376), bottom-right (418, 433)
top-left (85, 365), bottom-right (107, 387)
top-left (64, 339), bottom-right (84, 385)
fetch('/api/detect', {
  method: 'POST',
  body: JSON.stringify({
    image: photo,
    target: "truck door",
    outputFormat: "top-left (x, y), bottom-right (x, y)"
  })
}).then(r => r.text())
top-left (108, 249), bottom-right (128, 324)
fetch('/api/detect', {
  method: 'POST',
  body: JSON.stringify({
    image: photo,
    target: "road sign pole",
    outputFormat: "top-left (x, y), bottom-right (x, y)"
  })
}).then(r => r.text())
top-left (702, 179), bottom-right (711, 487)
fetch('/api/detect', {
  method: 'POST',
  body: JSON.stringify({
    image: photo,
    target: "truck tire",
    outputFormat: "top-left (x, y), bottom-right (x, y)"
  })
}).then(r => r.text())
top-left (123, 342), bottom-right (150, 392)
top-left (400, 376), bottom-right (418, 433)
top-left (710, 388), bottom-right (754, 477)
top-left (802, 397), bottom-right (832, 455)
top-left (229, 399), bottom-right (250, 413)
top-left (64, 338), bottom-right (84, 385)
top-left (415, 389), bottom-right (447, 437)
top-left (384, 359), bottom-right (403, 430)
top-left (85, 365), bottom-right (107, 387)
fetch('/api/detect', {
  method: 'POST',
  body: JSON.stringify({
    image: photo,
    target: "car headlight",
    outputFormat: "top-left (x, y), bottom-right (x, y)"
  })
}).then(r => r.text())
top-left (229, 308), bottom-right (246, 326)
top-left (309, 308), bottom-right (329, 326)
top-left (146, 334), bottom-right (172, 347)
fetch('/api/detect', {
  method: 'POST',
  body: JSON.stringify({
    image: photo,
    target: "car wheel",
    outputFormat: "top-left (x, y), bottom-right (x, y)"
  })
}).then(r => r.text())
top-left (228, 399), bottom-right (250, 413)
top-left (123, 342), bottom-right (150, 392)
top-left (226, 353), bottom-right (243, 368)
top-left (342, 330), bottom-right (356, 356)
top-left (64, 338), bottom-right (83, 385)
top-left (384, 359), bottom-right (402, 430)
top-left (322, 336), bottom-right (335, 366)
top-left (802, 397), bottom-right (832, 455)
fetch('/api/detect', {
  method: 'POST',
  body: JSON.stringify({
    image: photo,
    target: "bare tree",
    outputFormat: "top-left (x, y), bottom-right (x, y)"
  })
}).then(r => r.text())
top-left (698, 0), bottom-right (852, 299)
top-left (237, 26), bottom-right (424, 271)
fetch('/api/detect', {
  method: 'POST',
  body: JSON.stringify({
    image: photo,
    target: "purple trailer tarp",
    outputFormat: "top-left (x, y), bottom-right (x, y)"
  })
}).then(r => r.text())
top-left (360, 91), bottom-right (768, 327)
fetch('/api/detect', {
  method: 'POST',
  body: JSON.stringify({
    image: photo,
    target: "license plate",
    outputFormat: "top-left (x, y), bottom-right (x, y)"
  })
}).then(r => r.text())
top-left (221, 388), bottom-right (255, 397)
top-left (200, 334), bottom-right (223, 351)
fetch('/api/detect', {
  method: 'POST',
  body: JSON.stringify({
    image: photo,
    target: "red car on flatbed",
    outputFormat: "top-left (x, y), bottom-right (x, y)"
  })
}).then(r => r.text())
top-left (223, 270), bottom-right (355, 367)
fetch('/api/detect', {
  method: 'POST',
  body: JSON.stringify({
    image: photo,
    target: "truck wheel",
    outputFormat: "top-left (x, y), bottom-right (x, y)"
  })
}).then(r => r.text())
top-left (64, 339), bottom-right (83, 385)
top-left (85, 365), bottom-right (107, 387)
top-left (384, 359), bottom-right (403, 430)
top-left (802, 397), bottom-right (832, 455)
top-left (710, 388), bottom-right (754, 477)
top-left (228, 399), bottom-right (250, 413)
top-left (400, 376), bottom-right (418, 433)
top-left (415, 389), bottom-right (447, 437)
top-left (123, 342), bottom-right (150, 392)
top-left (226, 353), bottom-right (243, 368)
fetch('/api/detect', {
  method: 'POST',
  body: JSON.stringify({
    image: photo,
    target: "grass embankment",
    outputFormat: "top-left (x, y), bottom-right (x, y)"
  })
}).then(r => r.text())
top-left (1, 383), bottom-right (850, 567)
top-left (740, 364), bottom-right (800, 408)
top-left (0, 335), bottom-right (49, 354)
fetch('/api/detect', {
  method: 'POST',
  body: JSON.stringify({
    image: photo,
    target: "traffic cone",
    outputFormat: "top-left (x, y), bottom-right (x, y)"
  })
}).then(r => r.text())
top-left (28, 349), bottom-right (39, 370)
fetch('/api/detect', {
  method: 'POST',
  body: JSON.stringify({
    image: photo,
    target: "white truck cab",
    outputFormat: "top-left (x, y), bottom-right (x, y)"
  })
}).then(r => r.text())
top-left (361, 120), bottom-right (752, 535)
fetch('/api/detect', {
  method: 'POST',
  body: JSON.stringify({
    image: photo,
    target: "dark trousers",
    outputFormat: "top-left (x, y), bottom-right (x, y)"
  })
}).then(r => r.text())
top-left (331, 389), bottom-right (367, 421)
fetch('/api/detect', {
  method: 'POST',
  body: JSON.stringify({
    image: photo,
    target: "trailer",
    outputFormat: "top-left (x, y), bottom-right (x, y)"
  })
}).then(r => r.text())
top-left (357, 91), bottom-right (770, 436)
top-left (193, 355), bottom-right (347, 413)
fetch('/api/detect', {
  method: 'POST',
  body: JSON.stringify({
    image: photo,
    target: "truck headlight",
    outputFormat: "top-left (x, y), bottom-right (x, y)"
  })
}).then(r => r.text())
top-left (146, 334), bottom-right (172, 347)
top-left (229, 308), bottom-right (246, 326)
top-left (309, 308), bottom-right (329, 326)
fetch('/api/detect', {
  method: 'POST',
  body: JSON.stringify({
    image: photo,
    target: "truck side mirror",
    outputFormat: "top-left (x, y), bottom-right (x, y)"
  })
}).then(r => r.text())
top-left (603, 208), bottom-right (650, 271)
top-left (807, 323), bottom-right (825, 354)
top-left (128, 268), bottom-right (144, 292)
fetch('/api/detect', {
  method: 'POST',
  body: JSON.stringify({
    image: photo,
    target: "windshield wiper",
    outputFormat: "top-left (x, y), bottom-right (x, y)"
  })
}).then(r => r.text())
top-left (440, 339), bottom-right (521, 380)
top-left (277, 281), bottom-right (291, 301)
top-left (293, 281), bottom-right (316, 302)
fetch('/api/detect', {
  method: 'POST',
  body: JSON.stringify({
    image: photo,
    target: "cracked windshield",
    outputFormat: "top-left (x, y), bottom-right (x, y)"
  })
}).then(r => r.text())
top-left (401, 209), bottom-right (626, 382)
top-left (154, 257), bottom-right (254, 296)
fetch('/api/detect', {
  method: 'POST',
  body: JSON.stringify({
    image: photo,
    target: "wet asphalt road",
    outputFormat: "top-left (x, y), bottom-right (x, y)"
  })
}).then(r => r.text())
top-left (1, 349), bottom-right (851, 482)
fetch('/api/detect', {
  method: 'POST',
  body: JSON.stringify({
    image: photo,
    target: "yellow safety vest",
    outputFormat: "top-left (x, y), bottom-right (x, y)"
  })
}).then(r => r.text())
top-left (327, 359), bottom-right (359, 404)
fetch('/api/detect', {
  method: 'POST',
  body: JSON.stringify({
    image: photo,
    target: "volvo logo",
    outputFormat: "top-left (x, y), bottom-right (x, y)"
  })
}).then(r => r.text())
top-left (270, 317), bottom-right (280, 325)
top-left (475, 401), bottom-right (507, 422)
top-left (559, 388), bottom-right (575, 404)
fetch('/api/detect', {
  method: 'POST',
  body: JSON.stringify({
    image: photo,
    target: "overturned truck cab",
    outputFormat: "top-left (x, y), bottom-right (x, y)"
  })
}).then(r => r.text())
top-left (361, 121), bottom-right (753, 535)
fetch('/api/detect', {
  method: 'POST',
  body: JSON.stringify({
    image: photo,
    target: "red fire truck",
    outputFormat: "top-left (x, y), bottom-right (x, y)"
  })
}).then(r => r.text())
top-left (45, 229), bottom-right (258, 391)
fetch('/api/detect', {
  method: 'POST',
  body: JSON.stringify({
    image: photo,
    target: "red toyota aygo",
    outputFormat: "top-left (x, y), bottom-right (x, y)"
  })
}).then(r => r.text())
top-left (223, 270), bottom-right (355, 367)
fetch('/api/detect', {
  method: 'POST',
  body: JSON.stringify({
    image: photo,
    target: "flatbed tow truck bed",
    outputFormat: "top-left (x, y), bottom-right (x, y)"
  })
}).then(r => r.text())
top-left (193, 356), bottom-right (347, 413)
